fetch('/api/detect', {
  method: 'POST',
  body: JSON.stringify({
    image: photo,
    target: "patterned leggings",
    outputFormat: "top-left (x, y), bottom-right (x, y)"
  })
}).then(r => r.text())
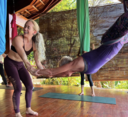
top-left (4, 56), bottom-right (33, 113)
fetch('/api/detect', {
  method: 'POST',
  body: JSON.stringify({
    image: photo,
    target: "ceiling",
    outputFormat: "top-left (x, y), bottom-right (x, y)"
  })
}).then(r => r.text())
top-left (7, 0), bottom-right (62, 20)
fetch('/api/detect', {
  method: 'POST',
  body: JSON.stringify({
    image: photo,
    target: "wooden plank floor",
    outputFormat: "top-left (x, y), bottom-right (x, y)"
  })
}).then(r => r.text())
top-left (0, 85), bottom-right (128, 117)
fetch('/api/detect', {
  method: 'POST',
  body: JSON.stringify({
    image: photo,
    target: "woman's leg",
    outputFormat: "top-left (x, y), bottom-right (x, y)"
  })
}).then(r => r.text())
top-left (4, 58), bottom-right (22, 115)
top-left (87, 74), bottom-right (93, 86)
top-left (79, 74), bottom-right (95, 96)
top-left (79, 73), bottom-right (84, 95)
top-left (18, 65), bottom-right (38, 115)
top-left (81, 73), bottom-right (85, 85)
top-left (87, 74), bottom-right (95, 96)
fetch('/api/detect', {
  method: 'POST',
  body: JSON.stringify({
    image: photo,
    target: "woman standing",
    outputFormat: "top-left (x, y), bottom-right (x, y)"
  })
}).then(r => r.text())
top-left (78, 43), bottom-right (95, 96)
top-left (4, 19), bottom-right (45, 117)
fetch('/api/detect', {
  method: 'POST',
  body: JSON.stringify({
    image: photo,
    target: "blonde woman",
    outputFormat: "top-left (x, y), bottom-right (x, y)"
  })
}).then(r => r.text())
top-left (4, 19), bottom-right (45, 117)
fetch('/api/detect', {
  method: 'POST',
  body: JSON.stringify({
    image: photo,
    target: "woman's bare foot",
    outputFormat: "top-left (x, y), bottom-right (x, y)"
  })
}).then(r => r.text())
top-left (91, 92), bottom-right (95, 97)
top-left (26, 107), bottom-right (38, 116)
top-left (79, 92), bottom-right (84, 96)
top-left (15, 112), bottom-right (22, 117)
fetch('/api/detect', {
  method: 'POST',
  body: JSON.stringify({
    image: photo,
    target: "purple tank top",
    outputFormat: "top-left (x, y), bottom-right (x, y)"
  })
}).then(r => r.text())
top-left (82, 42), bottom-right (123, 74)
top-left (81, 12), bottom-right (128, 74)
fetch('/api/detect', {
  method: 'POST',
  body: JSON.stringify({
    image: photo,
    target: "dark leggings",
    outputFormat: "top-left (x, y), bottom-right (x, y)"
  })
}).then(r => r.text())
top-left (80, 73), bottom-right (93, 86)
top-left (4, 56), bottom-right (33, 113)
top-left (0, 63), bottom-right (7, 85)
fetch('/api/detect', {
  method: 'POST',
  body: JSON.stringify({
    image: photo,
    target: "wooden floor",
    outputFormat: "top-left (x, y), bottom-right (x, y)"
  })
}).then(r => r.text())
top-left (0, 85), bottom-right (128, 117)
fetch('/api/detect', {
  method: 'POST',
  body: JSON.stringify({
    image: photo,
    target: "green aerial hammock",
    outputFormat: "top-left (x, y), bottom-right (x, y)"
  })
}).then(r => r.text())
top-left (76, 0), bottom-right (93, 92)
top-left (77, 0), bottom-right (90, 54)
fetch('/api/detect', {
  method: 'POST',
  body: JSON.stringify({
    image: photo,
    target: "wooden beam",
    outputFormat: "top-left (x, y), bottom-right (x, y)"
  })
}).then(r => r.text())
top-left (32, 5), bottom-right (39, 11)
top-left (8, 0), bottom-right (36, 14)
top-left (39, 0), bottom-right (45, 5)
top-left (16, 14), bottom-right (28, 28)
top-left (25, 10), bottom-right (31, 15)
top-left (37, 76), bottom-right (128, 81)
top-left (15, 0), bottom-right (37, 14)
top-left (29, 0), bottom-right (61, 19)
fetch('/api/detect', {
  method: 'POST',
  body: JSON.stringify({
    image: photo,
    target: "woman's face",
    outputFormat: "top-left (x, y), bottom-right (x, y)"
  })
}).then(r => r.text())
top-left (23, 21), bottom-right (35, 37)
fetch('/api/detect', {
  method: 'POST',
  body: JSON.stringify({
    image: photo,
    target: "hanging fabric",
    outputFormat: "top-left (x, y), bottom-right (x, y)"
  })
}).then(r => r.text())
top-left (11, 13), bottom-right (17, 40)
top-left (77, 0), bottom-right (90, 54)
top-left (11, 0), bottom-right (17, 41)
top-left (0, 0), bottom-right (7, 55)
top-left (77, 0), bottom-right (90, 83)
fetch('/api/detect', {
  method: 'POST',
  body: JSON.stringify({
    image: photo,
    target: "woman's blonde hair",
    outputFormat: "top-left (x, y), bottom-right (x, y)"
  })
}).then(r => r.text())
top-left (26, 19), bottom-right (46, 62)
top-left (58, 56), bottom-right (73, 67)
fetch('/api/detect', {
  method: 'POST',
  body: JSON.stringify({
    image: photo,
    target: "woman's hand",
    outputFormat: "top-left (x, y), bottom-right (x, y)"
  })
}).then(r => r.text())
top-left (37, 69), bottom-right (52, 78)
top-left (30, 68), bottom-right (40, 77)
top-left (26, 63), bottom-right (39, 76)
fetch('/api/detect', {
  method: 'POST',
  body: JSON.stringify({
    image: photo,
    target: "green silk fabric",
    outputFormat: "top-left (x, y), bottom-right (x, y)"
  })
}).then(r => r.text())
top-left (77, 0), bottom-right (90, 54)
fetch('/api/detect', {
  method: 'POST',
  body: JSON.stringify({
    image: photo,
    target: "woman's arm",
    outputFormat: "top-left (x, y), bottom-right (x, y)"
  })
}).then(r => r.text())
top-left (13, 36), bottom-right (37, 76)
top-left (38, 56), bottom-right (85, 77)
top-left (34, 50), bottom-right (45, 69)
top-left (2, 53), bottom-right (7, 58)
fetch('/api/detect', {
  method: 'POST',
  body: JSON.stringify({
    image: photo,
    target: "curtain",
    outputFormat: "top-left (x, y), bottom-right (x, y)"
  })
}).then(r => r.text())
top-left (11, 13), bottom-right (18, 40)
top-left (0, 0), bottom-right (7, 55)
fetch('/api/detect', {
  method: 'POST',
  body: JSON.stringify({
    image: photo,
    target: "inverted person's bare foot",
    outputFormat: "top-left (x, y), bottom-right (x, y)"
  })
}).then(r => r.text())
top-left (79, 92), bottom-right (84, 96)
top-left (15, 112), bottom-right (22, 117)
top-left (26, 107), bottom-right (38, 116)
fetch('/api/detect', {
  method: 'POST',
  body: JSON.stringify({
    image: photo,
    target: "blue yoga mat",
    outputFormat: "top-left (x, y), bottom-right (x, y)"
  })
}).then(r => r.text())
top-left (40, 92), bottom-right (116, 104)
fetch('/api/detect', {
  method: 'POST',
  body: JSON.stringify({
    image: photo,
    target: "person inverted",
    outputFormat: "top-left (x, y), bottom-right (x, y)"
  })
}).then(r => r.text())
top-left (36, 12), bottom-right (128, 79)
